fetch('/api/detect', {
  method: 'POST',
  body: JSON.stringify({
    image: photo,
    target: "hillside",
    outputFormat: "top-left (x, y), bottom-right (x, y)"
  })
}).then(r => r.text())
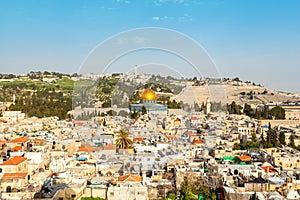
top-left (1, 72), bottom-right (299, 119)
top-left (173, 80), bottom-right (300, 106)
top-left (0, 72), bottom-right (76, 119)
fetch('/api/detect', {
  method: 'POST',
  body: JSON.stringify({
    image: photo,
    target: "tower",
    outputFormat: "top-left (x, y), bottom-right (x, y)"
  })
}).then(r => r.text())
top-left (134, 65), bottom-right (138, 75)
top-left (206, 97), bottom-right (211, 114)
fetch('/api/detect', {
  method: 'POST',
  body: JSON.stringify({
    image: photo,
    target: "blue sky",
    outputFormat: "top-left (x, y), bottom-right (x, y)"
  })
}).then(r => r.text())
top-left (0, 0), bottom-right (299, 92)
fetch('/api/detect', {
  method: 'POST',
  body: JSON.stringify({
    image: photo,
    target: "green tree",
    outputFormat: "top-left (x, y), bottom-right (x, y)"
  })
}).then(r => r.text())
top-left (233, 141), bottom-right (259, 150)
top-left (106, 110), bottom-right (116, 116)
top-left (197, 185), bottom-right (216, 200)
top-left (180, 176), bottom-right (195, 200)
top-left (261, 105), bottom-right (269, 119)
top-left (227, 101), bottom-right (242, 115)
top-left (159, 193), bottom-right (176, 200)
top-left (130, 109), bottom-right (140, 119)
top-left (115, 129), bottom-right (133, 149)
top-left (289, 133), bottom-right (295, 148)
top-left (244, 103), bottom-right (254, 118)
top-left (141, 106), bottom-right (147, 115)
top-left (102, 100), bottom-right (111, 108)
top-left (269, 106), bottom-right (285, 120)
top-left (265, 123), bottom-right (277, 148)
top-left (233, 77), bottom-right (240, 82)
top-left (260, 131), bottom-right (266, 148)
top-left (233, 143), bottom-right (241, 150)
top-left (279, 132), bottom-right (286, 145)
top-left (251, 131), bottom-right (257, 143)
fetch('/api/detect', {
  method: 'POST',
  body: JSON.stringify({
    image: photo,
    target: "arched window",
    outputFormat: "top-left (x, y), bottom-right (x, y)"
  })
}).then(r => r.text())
top-left (6, 186), bottom-right (11, 193)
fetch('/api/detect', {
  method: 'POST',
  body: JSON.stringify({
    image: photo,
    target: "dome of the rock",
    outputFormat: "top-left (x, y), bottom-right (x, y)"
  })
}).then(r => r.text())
top-left (141, 88), bottom-right (157, 101)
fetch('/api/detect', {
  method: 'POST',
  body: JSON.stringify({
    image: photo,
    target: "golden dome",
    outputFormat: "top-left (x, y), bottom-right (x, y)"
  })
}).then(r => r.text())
top-left (141, 88), bottom-right (157, 100)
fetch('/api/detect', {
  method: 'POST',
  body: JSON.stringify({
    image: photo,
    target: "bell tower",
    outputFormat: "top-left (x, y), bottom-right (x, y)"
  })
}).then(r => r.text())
top-left (206, 97), bottom-right (211, 114)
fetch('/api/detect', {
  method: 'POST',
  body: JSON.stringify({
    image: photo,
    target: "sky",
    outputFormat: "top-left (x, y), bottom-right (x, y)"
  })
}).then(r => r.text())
top-left (0, 0), bottom-right (299, 93)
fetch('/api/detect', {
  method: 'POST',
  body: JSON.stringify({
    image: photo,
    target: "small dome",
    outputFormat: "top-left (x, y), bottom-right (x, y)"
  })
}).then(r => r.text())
top-left (141, 88), bottom-right (157, 100)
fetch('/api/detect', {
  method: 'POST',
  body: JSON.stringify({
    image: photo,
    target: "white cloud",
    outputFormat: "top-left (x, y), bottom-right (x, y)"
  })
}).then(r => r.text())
top-left (178, 13), bottom-right (193, 22)
top-left (152, 16), bottom-right (174, 21)
top-left (152, 14), bottom-right (191, 22)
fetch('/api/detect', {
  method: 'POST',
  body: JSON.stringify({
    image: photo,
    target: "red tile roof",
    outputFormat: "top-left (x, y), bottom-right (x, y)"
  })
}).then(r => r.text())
top-left (262, 166), bottom-right (276, 173)
top-left (133, 137), bottom-right (146, 143)
top-left (238, 155), bottom-right (251, 162)
top-left (78, 145), bottom-right (94, 152)
top-left (0, 139), bottom-right (7, 143)
top-left (166, 135), bottom-right (175, 140)
top-left (1, 173), bottom-right (27, 179)
top-left (0, 156), bottom-right (27, 165)
top-left (48, 172), bottom-right (64, 178)
top-left (110, 178), bottom-right (117, 185)
top-left (118, 174), bottom-right (142, 182)
top-left (12, 146), bottom-right (23, 152)
top-left (174, 118), bottom-right (181, 122)
top-left (192, 139), bottom-right (204, 145)
top-left (66, 119), bottom-right (73, 122)
top-left (11, 137), bottom-right (29, 143)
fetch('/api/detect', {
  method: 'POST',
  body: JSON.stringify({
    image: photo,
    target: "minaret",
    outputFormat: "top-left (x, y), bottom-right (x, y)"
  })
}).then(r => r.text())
top-left (206, 97), bottom-right (211, 114)
top-left (134, 65), bottom-right (138, 75)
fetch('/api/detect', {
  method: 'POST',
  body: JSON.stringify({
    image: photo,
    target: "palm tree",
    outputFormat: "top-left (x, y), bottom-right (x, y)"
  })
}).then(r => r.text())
top-left (115, 129), bottom-right (133, 149)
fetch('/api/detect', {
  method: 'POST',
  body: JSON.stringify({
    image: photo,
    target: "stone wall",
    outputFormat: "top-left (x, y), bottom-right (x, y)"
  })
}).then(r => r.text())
top-left (225, 192), bottom-right (254, 200)
top-left (260, 120), bottom-right (300, 127)
top-left (148, 184), bottom-right (174, 200)
top-left (83, 187), bottom-right (107, 199)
